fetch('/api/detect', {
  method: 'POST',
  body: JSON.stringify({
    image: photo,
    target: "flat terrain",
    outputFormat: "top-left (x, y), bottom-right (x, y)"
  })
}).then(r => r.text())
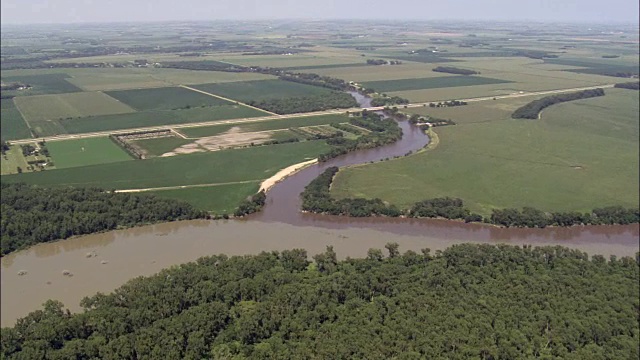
top-left (0, 98), bottom-right (31, 141)
top-left (179, 114), bottom-right (350, 138)
top-left (105, 87), bottom-right (230, 111)
top-left (192, 79), bottom-right (332, 103)
top-left (13, 92), bottom-right (136, 122)
top-left (46, 137), bottom-right (133, 169)
top-left (148, 182), bottom-right (261, 214)
top-left (2, 140), bottom-right (330, 190)
top-left (331, 88), bottom-right (639, 215)
top-left (362, 76), bottom-right (513, 92)
top-left (1, 73), bottom-right (82, 96)
top-left (130, 136), bottom-right (193, 157)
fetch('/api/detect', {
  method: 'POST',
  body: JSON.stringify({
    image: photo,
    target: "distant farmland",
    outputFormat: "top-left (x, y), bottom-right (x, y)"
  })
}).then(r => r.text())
top-left (14, 92), bottom-right (136, 122)
top-left (106, 86), bottom-right (230, 111)
top-left (192, 79), bottom-right (332, 103)
top-left (363, 76), bottom-right (513, 92)
top-left (1, 73), bottom-right (82, 96)
top-left (0, 99), bottom-right (31, 141)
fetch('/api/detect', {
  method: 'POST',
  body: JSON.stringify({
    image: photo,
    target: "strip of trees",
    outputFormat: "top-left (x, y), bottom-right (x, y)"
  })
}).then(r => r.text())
top-left (300, 168), bottom-right (639, 227)
top-left (2, 244), bottom-right (638, 359)
top-left (233, 190), bottom-right (267, 217)
top-left (432, 66), bottom-right (480, 75)
top-left (370, 95), bottom-right (410, 107)
top-left (614, 81), bottom-right (640, 90)
top-left (0, 183), bottom-right (206, 256)
top-left (512, 88), bottom-right (605, 119)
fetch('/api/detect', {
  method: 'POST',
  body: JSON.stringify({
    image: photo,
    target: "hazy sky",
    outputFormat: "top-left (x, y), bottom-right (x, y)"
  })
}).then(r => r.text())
top-left (1, 0), bottom-right (638, 24)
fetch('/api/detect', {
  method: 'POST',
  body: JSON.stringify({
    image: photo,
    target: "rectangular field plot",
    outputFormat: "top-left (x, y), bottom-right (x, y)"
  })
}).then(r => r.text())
top-left (2, 141), bottom-right (330, 190)
top-left (13, 92), bottom-right (136, 122)
top-left (130, 136), bottom-right (193, 157)
top-left (47, 137), bottom-right (133, 169)
top-left (363, 76), bottom-right (513, 93)
top-left (105, 87), bottom-right (230, 111)
top-left (1, 73), bottom-right (82, 95)
top-left (149, 182), bottom-right (260, 214)
top-left (192, 79), bottom-right (332, 103)
top-left (0, 99), bottom-right (31, 141)
top-left (179, 114), bottom-right (351, 138)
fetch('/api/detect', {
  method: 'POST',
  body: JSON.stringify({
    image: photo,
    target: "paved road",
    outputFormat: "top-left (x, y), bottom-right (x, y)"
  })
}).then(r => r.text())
top-left (8, 84), bottom-right (614, 145)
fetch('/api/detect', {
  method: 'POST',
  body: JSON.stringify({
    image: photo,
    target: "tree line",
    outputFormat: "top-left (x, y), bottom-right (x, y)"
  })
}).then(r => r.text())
top-left (614, 81), bottom-right (639, 90)
top-left (300, 167), bottom-right (639, 227)
top-left (0, 183), bottom-right (206, 256)
top-left (512, 88), bottom-right (605, 119)
top-left (2, 244), bottom-right (638, 359)
top-left (432, 66), bottom-right (480, 75)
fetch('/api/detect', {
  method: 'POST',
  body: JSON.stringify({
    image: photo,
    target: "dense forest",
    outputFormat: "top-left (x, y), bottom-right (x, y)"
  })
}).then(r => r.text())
top-left (247, 91), bottom-right (357, 114)
top-left (2, 244), bottom-right (638, 359)
top-left (614, 81), bottom-right (640, 90)
top-left (301, 168), bottom-right (640, 227)
top-left (511, 88), bottom-right (605, 119)
top-left (432, 66), bottom-right (480, 75)
top-left (0, 183), bottom-right (206, 256)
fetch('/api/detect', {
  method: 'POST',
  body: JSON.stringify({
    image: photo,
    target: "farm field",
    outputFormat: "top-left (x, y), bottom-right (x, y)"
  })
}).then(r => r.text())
top-left (105, 86), bottom-right (230, 111)
top-left (2, 140), bottom-right (330, 190)
top-left (331, 88), bottom-right (639, 215)
top-left (0, 98), bottom-right (31, 141)
top-left (50, 105), bottom-right (268, 136)
top-left (311, 63), bottom-right (450, 82)
top-left (192, 79), bottom-right (332, 103)
top-left (13, 92), bottom-right (136, 122)
top-left (362, 76), bottom-right (513, 92)
top-left (130, 136), bottom-right (193, 157)
top-left (46, 137), bottom-right (133, 169)
top-left (148, 182), bottom-right (261, 214)
top-left (0, 146), bottom-right (30, 175)
top-left (0, 73), bottom-right (82, 96)
top-left (179, 114), bottom-right (351, 138)
top-left (64, 68), bottom-right (276, 91)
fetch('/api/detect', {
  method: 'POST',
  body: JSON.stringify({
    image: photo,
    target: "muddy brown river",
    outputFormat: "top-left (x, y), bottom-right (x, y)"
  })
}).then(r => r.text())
top-left (2, 98), bottom-right (638, 327)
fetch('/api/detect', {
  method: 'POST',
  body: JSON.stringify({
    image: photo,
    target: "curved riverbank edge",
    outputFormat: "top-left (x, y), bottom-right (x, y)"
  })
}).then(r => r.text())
top-left (259, 159), bottom-right (318, 193)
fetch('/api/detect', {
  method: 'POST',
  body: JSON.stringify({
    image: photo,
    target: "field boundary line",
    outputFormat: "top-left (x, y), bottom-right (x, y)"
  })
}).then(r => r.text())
top-left (114, 180), bottom-right (260, 193)
top-left (179, 85), bottom-right (278, 115)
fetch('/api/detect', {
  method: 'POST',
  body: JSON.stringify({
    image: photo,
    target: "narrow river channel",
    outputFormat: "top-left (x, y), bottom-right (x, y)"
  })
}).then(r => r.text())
top-left (1, 91), bottom-right (638, 327)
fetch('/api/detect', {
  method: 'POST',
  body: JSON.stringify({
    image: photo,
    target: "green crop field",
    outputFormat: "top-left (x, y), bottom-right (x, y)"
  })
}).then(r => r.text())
top-left (105, 86), bottom-right (230, 111)
top-left (64, 68), bottom-right (275, 91)
top-left (331, 88), bottom-right (639, 215)
top-left (2, 140), bottom-right (330, 190)
top-left (179, 114), bottom-right (350, 138)
top-left (149, 182), bottom-right (261, 214)
top-left (0, 98), bottom-right (31, 141)
top-left (192, 79), bottom-right (332, 103)
top-left (50, 105), bottom-right (268, 136)
top-left (311, 63), bottom-right (448, 82)
top-left (47, 137), bottom-right (133, 169)
top-left (131, 136), bottom-right (193, 157)
top-left (363, 76), bottom-right (513, 92)
top-left (1, 73), bottom-right (82, 95)
top-left (13, 92), bottom-right (136, 122)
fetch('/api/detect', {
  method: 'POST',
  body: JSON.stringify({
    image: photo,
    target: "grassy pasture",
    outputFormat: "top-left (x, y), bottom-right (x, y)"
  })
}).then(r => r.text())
top-left (0, 145), bottom-right (30, 175)
top-left (130, 136), bottom-right (193, 157)
top-left (55, 105), bottom-right (267, 136)
top-left (106, 87), bottom-right (230, 111)
top-left (2, 140), bottom-right (330, 190)
top-left (46, 137), bottom-right (133, 169)
top-left (149, 182), bottom-right (261, 214)
top-left (192, 79), bottom-right (332, 103)
top-left (1, 73), bottom-right (81, 95)
top-left (13, 92), bottom-right (136, 122)
top-left (362, 76), bottom-right (513, 93)
top-left (331, 88), bottom-right (639, 215)
top-left (179, 114), bottom-right (350, 138)
top-left (0, 98), bottom-right (32, 141)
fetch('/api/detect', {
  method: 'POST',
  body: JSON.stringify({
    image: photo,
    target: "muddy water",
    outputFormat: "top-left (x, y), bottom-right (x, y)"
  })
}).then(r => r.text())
top-left (2, 220), bottom-right (638, 327)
